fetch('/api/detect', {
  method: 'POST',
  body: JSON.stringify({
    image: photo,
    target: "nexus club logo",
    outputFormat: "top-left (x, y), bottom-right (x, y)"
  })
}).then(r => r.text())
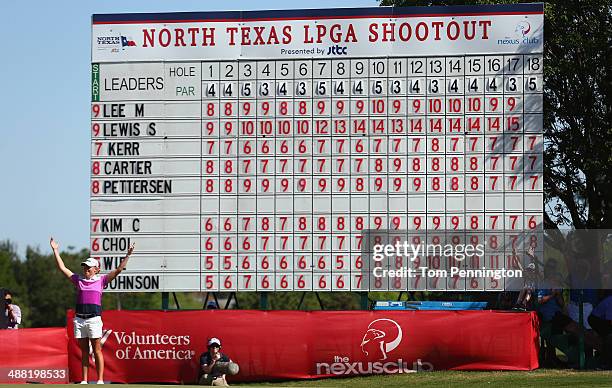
top-left (360, 318), bottom-right (403, 360)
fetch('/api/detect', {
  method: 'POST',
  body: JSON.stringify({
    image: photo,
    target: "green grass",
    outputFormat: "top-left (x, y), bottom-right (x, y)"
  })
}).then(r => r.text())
top-left (4, 370), bottom-right (611, 388)
top-left (245, 370), bottom-right (612, 387)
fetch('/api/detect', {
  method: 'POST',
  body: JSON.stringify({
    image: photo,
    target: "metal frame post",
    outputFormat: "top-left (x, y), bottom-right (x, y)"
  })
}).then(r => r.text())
top-left (360, 292), bottom-right (369, 310)
top-left (259, 293), bottom-right (269, 309)
top-left (161, 292), bottom-right (169, 310)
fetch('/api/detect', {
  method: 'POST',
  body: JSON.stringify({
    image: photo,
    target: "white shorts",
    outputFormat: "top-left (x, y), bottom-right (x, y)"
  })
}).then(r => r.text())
top-left (567, 302), bottom-right (593, 330)
top-left (74, 316), bottom-right (103, 339)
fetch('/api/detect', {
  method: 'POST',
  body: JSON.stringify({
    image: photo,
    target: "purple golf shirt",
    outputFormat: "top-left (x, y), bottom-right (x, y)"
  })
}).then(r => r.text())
top-left (71, 274), bottom-right (108, 316)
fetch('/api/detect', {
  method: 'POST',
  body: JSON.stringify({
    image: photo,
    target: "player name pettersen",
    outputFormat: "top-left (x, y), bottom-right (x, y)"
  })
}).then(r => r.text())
top-left (102, 179), bottom-right (172, 194)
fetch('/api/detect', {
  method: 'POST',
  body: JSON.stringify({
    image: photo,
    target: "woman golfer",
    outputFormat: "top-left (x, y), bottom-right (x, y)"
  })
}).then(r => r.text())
top-left (50, 237), bottom-right (134, 384)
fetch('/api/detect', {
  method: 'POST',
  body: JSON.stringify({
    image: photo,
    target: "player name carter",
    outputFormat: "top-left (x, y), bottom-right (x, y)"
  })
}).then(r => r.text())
top-left (103, 161), bottom-right (152, 175)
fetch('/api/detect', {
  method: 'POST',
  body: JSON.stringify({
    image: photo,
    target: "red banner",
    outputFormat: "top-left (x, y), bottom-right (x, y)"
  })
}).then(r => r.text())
top-left (67, 310), bottom-right (539, 383)
top-left (0, 328), bottom-right (69, 384)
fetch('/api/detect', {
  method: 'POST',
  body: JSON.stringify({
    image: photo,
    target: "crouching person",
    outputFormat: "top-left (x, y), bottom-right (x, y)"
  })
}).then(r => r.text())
top-left (199, 338), bottom-right (237, 386)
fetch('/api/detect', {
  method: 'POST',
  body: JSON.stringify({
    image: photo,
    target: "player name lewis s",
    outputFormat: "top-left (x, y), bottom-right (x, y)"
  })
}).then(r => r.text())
top-left (100, 122), bottom-right (157, 137)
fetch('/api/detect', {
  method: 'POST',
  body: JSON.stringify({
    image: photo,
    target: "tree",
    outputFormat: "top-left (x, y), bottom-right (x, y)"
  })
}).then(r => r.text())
top-left (235, 292), bottom-right (361, 310)
top-left (0, 241), bottom-right (30, 326)
top-left (540, 0), bottom-right (611, 230)
top-left (539, 1), bottom-right (611, 285)
top-left (0, 240), bottom-right (23, 293)
top-left (102, 292), bottom-right (161, 311)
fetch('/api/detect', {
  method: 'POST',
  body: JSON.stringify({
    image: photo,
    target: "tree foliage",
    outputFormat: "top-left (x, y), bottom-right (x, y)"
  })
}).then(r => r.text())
top-left (541, 0), bottom-right (611, 230)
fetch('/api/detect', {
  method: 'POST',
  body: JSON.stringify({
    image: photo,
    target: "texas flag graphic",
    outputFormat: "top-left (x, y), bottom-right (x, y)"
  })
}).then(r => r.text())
top-left (121, 36), bottom-right (137, 47)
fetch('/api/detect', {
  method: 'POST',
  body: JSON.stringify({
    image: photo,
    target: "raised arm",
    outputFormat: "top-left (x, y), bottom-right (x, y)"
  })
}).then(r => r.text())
top-left (525, 244), bottom-right (544, 267)
top-left (511, 248), bottom-right (524, 271)
top-left (106, 242), bottom-right (135, 283)
top-left (50, 237), bottom-right (73, 279)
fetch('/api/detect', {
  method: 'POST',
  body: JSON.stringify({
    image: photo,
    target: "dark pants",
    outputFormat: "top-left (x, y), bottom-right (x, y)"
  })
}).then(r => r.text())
top-left (588, 315), bottom-right (611, 337)
top-left (549, 311), bottom-right (573, 335)
top-left (198, 374), bottom-right (228, 386)
top-left (588, 314), bottom-right (612, 366)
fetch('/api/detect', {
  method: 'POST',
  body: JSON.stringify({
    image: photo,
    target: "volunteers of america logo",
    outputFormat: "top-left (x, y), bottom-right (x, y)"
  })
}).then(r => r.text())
top-left (87, 327), bottom-right (195, 360)
top-left (360, 318), bottom-right (403, 360)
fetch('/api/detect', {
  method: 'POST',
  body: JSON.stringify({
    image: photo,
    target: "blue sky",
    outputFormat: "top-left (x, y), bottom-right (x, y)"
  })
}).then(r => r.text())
top-left (0, 0), bottom-right (377, 256)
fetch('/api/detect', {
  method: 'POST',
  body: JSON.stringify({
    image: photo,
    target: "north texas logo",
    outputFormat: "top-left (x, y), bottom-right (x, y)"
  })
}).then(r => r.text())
top-left (360, 319), bottom-right (403, 361)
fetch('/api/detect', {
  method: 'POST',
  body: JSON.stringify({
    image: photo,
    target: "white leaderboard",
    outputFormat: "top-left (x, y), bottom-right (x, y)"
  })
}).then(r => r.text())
top-left (91, 4), bottom-right (544, 292)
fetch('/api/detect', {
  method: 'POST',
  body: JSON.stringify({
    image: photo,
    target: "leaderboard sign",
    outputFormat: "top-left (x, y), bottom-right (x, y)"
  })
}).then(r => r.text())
top-left (91, 4), bottom-right (544, 292)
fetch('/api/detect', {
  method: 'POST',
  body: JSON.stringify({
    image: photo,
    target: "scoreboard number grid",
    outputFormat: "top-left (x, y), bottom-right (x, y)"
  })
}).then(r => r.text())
top-left (91, 5), bottom-right (544, 292)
